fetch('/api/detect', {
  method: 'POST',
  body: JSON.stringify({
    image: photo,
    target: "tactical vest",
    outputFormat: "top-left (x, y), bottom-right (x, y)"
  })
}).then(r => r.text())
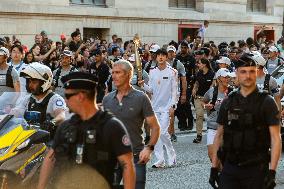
top-left (0, 66), bottom-right (14, 88)
top-left (222, 90), bottom-right (271, 166)
top-left (57, 111), bottom-right (117, 186)
top-left (53, 66), bottom-right (76, 88)
top-left (27, 92), bottom-right (55, 124)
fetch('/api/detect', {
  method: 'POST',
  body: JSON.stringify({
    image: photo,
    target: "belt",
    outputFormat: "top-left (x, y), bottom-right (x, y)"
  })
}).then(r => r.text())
top-left (207, 127), bottom-right (217, 130)
top-left (195, 96), bottom-right (204, 99)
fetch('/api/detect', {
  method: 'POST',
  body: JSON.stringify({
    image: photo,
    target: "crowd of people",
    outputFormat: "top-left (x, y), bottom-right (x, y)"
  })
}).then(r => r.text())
top-left (0, 23), bottom-right (283, 189)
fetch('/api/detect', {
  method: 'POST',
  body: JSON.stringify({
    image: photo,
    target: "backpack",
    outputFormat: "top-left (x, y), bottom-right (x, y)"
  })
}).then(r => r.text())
top-left (53, 66), bottom-right (76, 88)
top-left (210, 85), bottom-right (234, 112)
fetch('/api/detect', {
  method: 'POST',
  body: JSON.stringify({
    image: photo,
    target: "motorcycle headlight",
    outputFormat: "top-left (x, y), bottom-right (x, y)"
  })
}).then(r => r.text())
top-left (16, 139), bottom-right (30, 150)
top-left (0, 147), bottom-right (9, 157)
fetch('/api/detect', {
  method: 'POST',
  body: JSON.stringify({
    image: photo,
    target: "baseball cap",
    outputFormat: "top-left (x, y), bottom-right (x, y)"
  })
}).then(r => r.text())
top-left (216, 56), bottom-right (231, 65)
top-left (149, 44), bottom-right (160, 53)
top-left (268, 46), bottom-right (279, 53)
top-left (215, 68), bottom-right (231, 78)
top-left (60, 34), bottom-right (66, 40)
top-left (0, 47), bottom-right (9, 57)
top-left (166, 45), bottom-right (176, 53)
top-left (128, 54), bottom-right (135, 62)
top-left (62, 50), bottom-right (73, 57)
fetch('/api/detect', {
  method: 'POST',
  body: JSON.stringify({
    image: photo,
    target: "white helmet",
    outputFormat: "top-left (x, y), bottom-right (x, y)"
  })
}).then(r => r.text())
top-left (20, 62), bottom-right (53, 93)
top-left (250, 51), bottom-right (266, 67)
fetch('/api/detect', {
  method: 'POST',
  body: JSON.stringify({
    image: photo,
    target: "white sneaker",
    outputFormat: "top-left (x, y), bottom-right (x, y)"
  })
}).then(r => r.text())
top-left (168, 159), bottom-right (177, 167)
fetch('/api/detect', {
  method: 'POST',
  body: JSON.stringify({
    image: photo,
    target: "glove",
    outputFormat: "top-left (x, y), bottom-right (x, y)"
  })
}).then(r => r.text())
top-left (264, 170), bottom-right (276, 189)
top-left (209, 167), bottom-right (219, 189)
top-left (42, 119), bottom-right (56, 132)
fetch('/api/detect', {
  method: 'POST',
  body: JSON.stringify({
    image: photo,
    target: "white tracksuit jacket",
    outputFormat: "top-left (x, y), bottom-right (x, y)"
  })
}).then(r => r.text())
top-left (143, 64), bottom-right (178, 112)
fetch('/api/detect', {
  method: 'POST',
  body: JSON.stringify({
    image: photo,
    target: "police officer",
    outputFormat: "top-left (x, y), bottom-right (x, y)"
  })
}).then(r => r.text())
top-left (0, 47), bottom-right (20, 95)
top-left (209, 53), bottom-right (282, 189)
top-left (38, 72), bottom-right (135, 189)
top-left (52, 50), bottom-right (77, 97)
top-left (15, 62), bottom-right (66, 135)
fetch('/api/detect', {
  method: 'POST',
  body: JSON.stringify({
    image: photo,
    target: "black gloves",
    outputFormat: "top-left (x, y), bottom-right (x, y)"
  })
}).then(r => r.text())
top-left (42, 119), bottom-right (56, 131)
top-left (264, 170), bottom-right (276, 189)
top-left (209, 167), bottom-right (219, 189)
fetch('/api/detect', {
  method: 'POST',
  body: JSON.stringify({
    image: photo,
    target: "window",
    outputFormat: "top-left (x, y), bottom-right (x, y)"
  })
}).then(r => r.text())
top-left (247, 0), bottom-right (266, 13)
top-left (70, 0), bottom-right (106, 6)
top-left (169, 0), bottom-right (195, 9)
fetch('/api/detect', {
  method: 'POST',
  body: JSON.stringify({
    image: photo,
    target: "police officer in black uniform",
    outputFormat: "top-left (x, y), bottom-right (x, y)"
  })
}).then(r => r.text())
top-left (37, 72), bottom-right (135, 189)
top-left (209, 54), bottom-right (282, 189)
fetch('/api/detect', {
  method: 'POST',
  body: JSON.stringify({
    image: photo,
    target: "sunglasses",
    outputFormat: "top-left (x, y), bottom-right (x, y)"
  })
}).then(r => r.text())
top-left (64, 92), bottom-right (79, 100)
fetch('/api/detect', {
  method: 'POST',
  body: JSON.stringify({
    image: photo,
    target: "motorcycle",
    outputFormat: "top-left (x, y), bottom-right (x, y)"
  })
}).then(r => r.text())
top-left (0, 92), bottom-right (50, 189)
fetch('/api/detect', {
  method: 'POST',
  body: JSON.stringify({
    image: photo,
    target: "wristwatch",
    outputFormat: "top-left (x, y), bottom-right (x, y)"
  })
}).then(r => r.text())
top-left (145, 144), bottom-right (154, 151)
top-left (172, 105), bottom-right (176, 109)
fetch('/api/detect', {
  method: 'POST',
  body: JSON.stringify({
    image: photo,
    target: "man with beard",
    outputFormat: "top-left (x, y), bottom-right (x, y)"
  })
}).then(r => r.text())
top-left (14, 62), bottom-right (66, 135)
top-left (175, 41), bottom-right (196, 131)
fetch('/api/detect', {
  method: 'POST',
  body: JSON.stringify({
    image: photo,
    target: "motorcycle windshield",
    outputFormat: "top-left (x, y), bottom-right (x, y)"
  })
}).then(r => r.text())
top-left (0, 117), bottom-right (28, 137)
top-left (0, 92), bottom-right (30, 136)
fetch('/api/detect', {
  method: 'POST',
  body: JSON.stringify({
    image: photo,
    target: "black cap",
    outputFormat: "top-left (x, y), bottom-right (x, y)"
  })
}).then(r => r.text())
top-left (156, 48), bottom-right (168, 56)
top-left (61, 72), bottom-right (97, 90)
top-left (234, 53), bottom-right (256, 68)
top-left (90, 49), bottom-right (102, 57)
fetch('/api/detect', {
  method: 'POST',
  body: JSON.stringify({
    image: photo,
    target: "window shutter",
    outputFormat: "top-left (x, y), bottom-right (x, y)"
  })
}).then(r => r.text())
top-left (186, 0), bottom-right (195, 8)
top-left (169, 0), bottom-right (178, 7)
top-left (178, 0), bottom-right (187, 8)
top-left (247, 0), bottom-right (253, 12)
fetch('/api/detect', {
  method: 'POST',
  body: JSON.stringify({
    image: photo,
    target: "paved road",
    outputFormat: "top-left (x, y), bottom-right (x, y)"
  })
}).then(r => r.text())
top-left (146, 131), bottom-right (284, 189)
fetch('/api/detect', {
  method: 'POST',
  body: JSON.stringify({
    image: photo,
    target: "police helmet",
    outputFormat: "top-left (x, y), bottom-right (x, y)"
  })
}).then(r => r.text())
top-left (20, 62), bottom-right (53, 93)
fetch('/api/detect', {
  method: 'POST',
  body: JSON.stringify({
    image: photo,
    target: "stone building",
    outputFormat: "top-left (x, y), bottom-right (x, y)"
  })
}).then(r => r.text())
top-left (0, 0), bottom-right (283, 47)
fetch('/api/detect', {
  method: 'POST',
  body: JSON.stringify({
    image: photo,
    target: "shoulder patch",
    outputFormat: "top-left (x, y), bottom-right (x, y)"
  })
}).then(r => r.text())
top-left (122, 135), bottom-right (131, 146)
top-left (56, 99), bottom-right (64, 106)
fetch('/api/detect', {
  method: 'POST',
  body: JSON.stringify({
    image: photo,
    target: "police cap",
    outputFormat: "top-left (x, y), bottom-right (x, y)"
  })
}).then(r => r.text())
top-left (234, 53), bottom-right (256, 68)
top-left (61, 72), bottom-right (97, 90)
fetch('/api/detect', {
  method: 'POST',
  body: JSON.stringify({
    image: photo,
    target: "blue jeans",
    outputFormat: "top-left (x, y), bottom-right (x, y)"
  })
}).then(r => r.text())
top-left (134, 154), bottom-right (146, 189)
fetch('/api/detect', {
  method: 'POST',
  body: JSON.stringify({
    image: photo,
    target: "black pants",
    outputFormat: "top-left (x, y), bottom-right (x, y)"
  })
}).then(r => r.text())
top-left (175, 88), bottom-right (193, 129)
top-left (220, 161), bottom-right (268, 189)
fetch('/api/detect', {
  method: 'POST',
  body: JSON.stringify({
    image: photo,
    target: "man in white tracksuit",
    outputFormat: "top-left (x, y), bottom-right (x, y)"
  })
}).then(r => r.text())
top-left (141, 48), bottom-right (178, 168)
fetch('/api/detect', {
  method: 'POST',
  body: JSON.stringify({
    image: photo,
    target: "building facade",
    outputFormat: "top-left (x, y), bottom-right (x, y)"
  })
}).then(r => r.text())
top-left (0, 0), bottom-right (283, 47)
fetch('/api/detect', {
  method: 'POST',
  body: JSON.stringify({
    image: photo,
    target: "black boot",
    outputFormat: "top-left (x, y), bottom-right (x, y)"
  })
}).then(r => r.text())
top-left (193, 134), bottom-right (202, 143)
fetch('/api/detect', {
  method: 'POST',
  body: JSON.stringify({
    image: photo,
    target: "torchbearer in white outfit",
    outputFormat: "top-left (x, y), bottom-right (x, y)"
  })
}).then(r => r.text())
top-left (141, 48), bottom-right (178, 168)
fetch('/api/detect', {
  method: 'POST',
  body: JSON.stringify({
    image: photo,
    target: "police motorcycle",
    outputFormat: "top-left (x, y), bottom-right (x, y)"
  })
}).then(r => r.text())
top-left (0, 92), bottom-right (50, 189)
top-left (271, 64), bottom-right (284, 149)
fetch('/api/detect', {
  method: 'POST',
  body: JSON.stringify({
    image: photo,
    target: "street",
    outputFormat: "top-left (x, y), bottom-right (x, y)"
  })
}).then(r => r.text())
top-left (146, 130), bottom-right (284, 189)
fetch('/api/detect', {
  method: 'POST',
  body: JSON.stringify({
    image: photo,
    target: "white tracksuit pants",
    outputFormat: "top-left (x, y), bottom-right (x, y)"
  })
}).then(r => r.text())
top-left (154, 111), bottom-right (176, 165)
